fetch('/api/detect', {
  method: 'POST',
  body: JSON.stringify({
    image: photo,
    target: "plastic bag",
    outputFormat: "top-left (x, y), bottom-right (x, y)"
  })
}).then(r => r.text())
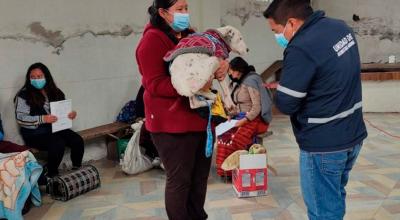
top-left (121, 120), bottom-right (153, 175)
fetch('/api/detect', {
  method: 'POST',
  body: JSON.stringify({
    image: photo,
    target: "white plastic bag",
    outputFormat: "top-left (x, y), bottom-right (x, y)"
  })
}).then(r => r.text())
top-left (121, 120), bottom-right (153, 175)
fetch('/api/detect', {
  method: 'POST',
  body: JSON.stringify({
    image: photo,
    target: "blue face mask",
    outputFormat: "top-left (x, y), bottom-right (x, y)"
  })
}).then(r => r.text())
top-left (30, 78), bottom-right (46, 89)
top-left (274, 23), bottom-right (289, 49)
top-left (171, 13), bottom-right (190, 32)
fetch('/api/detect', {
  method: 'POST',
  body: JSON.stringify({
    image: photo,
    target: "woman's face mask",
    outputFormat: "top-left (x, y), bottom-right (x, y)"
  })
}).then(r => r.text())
top-left (30, 78), bottom-right (46, 89)
top-left (163, 1), bottom-right (190, 32)
top-left (171, 12), bottom-right (190, 32)
top-left (30, 68), bottom-right (47, 90)
top-left (164, 10), bottom-right (190, 32)
top-left (228, 69), bottom-right (241, 82)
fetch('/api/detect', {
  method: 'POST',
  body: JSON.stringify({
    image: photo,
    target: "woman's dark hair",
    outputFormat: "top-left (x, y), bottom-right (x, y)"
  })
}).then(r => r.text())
top-left (148, 0), bottom-right (193, 44)
top-left (229, 57), bottom-right (256, 103)
top-left (263, 0), bottom-right (313, 25)
top-left (230, 57), bottom-right (256, 76)
top-left (14, 62), bottom-right (64, 108)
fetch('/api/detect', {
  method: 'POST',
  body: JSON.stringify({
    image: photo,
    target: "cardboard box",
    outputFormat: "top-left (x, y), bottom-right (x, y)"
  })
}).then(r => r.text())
top-left (232, 154), bottom-right (268, 198)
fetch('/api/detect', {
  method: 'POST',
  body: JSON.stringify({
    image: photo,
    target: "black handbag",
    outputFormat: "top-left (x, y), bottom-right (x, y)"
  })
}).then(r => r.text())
top-left (48, 165), bottom-right (101, 201)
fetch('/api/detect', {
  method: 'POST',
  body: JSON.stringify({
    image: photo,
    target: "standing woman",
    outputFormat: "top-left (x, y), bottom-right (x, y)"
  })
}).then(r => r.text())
top-left (14, 63), bottom-right (84, 177)
top-left (136, 0), bottom-right (226, 219)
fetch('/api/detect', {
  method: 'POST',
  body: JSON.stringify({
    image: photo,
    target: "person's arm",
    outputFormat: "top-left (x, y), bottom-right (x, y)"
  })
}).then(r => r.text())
top-left (275, 47), bottom-right (317, 115)
top-left (136, 32), bottom-right (179, 98)
top-left (15, 96), bottom-right (57, 127)
top-left (235, 86), bottom-right (261, 127)
top-left (245, 86), bottom-right (261, 121)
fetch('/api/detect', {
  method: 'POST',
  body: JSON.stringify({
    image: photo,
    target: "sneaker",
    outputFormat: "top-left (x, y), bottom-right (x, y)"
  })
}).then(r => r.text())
top-left (152, 157), bottom-right (161, 167)
top-left (72, 166), bottom-right (81, 171)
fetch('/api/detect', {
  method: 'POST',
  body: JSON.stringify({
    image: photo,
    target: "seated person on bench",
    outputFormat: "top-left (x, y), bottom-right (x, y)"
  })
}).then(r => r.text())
top-left (216, 57), bottom-right (273, 177)
top-left (14, 62), bottom-right (84, 177)
top-left (0, 113), bottom-right (30, 153)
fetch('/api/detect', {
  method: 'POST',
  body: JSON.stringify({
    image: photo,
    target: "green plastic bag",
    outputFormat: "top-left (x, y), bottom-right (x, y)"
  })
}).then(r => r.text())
top-left (117, 138), bottom-right (130, 158)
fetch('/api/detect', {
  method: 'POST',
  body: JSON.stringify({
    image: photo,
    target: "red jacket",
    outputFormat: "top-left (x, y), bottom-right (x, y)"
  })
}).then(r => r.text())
top-left (135, 24), bottom-right (208, 133)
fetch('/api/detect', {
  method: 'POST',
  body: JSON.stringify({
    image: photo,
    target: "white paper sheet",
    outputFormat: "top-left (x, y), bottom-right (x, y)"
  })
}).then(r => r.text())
top-left (50, 99), bottom-right (72, 133)
top-left (216, 119), bottom-right (238, 136)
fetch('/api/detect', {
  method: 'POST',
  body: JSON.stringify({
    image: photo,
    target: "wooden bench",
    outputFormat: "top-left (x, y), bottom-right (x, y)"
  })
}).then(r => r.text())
top-left (78, 122), bottom-right (131, 160)
top-left (361, 63), bottom-right (400, 81)
top-left (32, 122), bottom-right (131, 162)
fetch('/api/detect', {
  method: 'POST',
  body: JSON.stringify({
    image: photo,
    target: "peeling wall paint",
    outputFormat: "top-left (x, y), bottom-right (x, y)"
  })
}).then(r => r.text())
top-left (0, 0), bottom-right (153, 143)
top-left (0, 0), bottom-right (203, 143)
top-left (314, 0), bottom-right (400, 63)
top-left (349, 17), bottom-right (400, 42)
top-left (220, 0), bottom-right (400, 112)
top-left (0, 22), bottom-right (143, 54)
top-left (0, 0), bottom-right (398, 144)
top-left (221, 0), bottom-right (267, 26)
top-left (220, 0), bottom-right (283, 74)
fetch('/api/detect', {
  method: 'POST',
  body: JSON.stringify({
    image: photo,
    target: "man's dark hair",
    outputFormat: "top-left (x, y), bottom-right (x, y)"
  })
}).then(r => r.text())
top-left (263, 0), bottom-right (314, 25)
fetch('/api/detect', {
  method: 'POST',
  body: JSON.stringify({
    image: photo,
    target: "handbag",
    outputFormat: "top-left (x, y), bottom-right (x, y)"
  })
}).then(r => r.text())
top-left (48, 165), bottom-right (101, 201)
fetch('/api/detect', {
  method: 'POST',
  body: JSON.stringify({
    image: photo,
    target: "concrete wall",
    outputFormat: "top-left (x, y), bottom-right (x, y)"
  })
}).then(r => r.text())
top-left (220, 0), bottom-right (400, 112)
top-left (0, 0), bottom-right (155, 143)
top-left (314, 0), bottom-right (400, 63)
top-left (220, 0), bottom-right (283, 73)
top-left (0, 0), bottom-right (398, 144)
top-left (314, 0), bottom-right (400, 112)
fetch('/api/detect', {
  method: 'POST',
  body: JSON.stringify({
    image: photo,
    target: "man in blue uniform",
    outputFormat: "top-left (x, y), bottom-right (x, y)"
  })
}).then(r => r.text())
top-left (263, 0), bottom-right (367, 219)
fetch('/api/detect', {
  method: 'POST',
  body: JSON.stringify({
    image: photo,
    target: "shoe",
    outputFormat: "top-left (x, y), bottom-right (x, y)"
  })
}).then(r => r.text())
top-left (152, 157), bottom-right (161, 167)
top-left (72, 166), bottom-right (81, 171)
top-left (160, 162), bottom-right (165, 171)
top-left (22, 196), bottom-right (32, 215)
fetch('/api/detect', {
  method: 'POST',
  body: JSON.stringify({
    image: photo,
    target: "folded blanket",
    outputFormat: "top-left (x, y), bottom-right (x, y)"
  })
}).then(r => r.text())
top-left (0, 151), bottom-right (42, 220)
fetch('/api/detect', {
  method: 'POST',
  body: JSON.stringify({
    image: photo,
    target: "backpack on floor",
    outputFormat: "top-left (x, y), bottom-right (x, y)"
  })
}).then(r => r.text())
top-left (48, 165), bottom-right (101, 201)
top-left (116, 100), bottom-right (137, 124)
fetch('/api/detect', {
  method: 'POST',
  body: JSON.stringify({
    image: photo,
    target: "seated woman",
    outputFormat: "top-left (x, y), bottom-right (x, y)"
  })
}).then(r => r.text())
top-left (14, 63), bottom-right (84, 177)
top-left (216, 57), bottom-right (272, 177)
top-left (0, 113), bottom-right (30, 153)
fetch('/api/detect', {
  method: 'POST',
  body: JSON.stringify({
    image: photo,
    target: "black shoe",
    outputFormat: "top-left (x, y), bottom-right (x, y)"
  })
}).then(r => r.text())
top-left (72, 165), bottom-right (81, 171)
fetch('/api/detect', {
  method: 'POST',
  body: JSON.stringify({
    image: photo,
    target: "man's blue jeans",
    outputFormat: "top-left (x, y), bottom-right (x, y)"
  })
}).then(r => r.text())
top-left (300, 143), bottom-right (362, 220)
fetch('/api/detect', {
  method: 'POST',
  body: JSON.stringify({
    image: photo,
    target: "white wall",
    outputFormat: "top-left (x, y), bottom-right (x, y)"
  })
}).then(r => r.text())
top-left (314, 0), bottom-right (400, 112)
top-left (0, 0), bottom-right (210, 144)
top-left (219, 0), bottom-right (400, 112)
top-left (220, 0), bottom-right (283, 72)
top-left (0, 0), bottom-right (398, 145)
top-left (0, 0), bottom-right (155, 143)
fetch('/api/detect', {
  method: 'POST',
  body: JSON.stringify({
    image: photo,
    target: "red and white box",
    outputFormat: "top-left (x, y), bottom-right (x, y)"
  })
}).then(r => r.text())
top-left (232, 154), bottom-right (268, 198)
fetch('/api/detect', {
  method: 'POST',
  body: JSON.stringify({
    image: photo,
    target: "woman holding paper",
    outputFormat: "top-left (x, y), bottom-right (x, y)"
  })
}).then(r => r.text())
top-left (216, 57), bottom-right (272, 177)
top-left (14, 62), bottom-right (84, 177)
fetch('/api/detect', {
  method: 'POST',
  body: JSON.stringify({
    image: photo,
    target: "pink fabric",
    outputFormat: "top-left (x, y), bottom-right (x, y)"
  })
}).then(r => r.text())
top-left (163, 30), bottom-right (231, 61)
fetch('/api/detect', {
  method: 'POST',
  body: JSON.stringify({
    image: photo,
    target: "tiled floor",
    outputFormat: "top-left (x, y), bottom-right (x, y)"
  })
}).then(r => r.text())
top-left (25, 113), bottom-right (400, 220)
